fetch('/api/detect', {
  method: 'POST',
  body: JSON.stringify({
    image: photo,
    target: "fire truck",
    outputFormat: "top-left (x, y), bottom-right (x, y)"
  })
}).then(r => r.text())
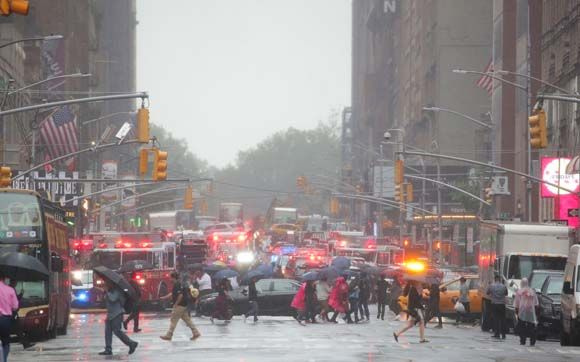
top-left (208, 230), bottom-right (253, 267)
top-left (89, 232), bottom-right (176, 308)
top-left (171, 230), bottom-right (208, 270)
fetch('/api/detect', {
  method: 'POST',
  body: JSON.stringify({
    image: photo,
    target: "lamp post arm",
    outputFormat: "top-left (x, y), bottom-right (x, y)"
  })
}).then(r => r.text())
top-left (0, 92), bottom-right (148, 117)
top-left (14, 140), bottom-right (142, 180)
top-left (405, 174), bottom-right (490, 206)
top-left (90, 185), bottom-right (189, 214)
top-left (433, 107), bottom-right (492, 129)
top-left (398, 150), bottom-right (577, 194)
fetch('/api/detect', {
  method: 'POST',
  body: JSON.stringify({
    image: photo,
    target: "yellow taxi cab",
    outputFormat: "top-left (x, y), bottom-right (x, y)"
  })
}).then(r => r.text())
top-left (398, 275), bottom-right (482, 316)
top-left (270, 223), bottom-right (299, 236)
top-left (438, 275), bottom-right (482, 315)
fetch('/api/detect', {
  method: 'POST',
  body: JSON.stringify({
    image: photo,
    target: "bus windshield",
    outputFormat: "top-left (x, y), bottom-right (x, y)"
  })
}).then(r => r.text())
top-left (0, 193), bottom-right (43, 242)
top-left (13, 280), bottom-right (47, 307)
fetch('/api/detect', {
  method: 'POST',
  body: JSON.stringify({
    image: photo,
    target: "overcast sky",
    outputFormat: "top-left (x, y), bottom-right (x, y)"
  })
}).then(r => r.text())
top-left (136, 0), bottom-right (351, 168)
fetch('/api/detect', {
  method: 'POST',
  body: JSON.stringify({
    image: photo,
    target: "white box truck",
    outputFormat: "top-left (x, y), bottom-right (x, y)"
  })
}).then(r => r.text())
top-left (478, 222), bottom-right (573, 331)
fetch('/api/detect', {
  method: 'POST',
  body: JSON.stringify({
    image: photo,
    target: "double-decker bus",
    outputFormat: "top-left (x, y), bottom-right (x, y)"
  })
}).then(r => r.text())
top-left (0, 189), bottom-right (70, 340)
top-left (89, 233), bottom-right (176, 308)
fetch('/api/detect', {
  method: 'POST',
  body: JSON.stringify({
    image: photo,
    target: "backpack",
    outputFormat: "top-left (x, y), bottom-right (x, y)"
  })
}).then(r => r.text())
top-left (122, 289), bottom-right (137, 313)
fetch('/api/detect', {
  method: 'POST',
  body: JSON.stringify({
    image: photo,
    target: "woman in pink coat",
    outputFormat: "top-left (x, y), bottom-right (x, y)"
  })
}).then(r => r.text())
top-left (328, 277), bottom-right (349, 323)
top-left (291, 283), bottom-right (307, 324)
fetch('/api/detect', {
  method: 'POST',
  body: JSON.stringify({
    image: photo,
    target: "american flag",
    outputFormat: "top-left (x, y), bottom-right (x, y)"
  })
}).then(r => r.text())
top-left (476, 59), bottom-right (494, 95)
top-left (40, 106), bottom-right (79, 171)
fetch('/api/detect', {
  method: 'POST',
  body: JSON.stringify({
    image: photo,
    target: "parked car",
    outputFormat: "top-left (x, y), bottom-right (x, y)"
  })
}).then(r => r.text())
top-left (537, 273), bottom-right (564, 340)
top-left (398, 275), bottom-right (482, 317)
top-left (198, 278), bottom-right (301, 317)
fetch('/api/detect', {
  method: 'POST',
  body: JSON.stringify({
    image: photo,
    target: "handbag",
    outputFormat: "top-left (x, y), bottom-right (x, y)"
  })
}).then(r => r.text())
top-left (454, 301), bottom-right (466, 313)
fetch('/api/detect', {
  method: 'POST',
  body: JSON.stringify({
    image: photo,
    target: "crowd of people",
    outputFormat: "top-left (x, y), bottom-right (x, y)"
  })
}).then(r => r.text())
top-left (0, 265), bottom-right (544, 359)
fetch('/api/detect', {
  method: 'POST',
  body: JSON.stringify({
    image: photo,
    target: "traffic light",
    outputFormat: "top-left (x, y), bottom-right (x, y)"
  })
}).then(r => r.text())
top-left (184, 186), bottom-right (194, 210)
top-left (529, 109), bottom-right (548, 149)
top-left (394, 184), bottom-right (404, 203)
top-left (484, 187), bottom-right (493, 204)
top-left (330, 197), bottom-right (340, 216)
top-left (0, 166), bottom-right (11, 187)
top-left (0, 0), bottom-right (29, 16)
top-left (296, 176), bottom-right (308, 190)
top-left (200, 199), bottom-right (208, 215)
top-left (406, 183), bottom-right (414, 203)
top-left (136, 107), bottom-right (150, 143)
top-left (138, 148), bottom-right (149, 177)
top-left (395, 159), bottom-right (404, 185)
top-left (153, 149), bottom-right (168, 181)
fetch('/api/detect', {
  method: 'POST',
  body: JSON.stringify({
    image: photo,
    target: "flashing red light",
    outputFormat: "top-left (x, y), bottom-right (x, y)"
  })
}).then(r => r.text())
top-left (166, 231), bottom-right (174, 238)
top-left (133, 273), bottom-right (146, 285)
top-left (73, 240), bottom-right (80, 249)
top-left (339, 240), bottom-right (347, 247)
top-left (366, 243), bottom-right (376, 249)
top-left (212, 234), bottom-right (219, 242)
top-left (317, 256), bottom-right (322, 260)
top-left (98, 243), bottom-right (107, 248)
top-left (238, 233), bottom-right (247, 242)
top-left (403, 239), bottom-right (410, 247)
top-left (309, 254), bottom-right (315, 261)
top-left (139, 242), bottom-right (152, 248)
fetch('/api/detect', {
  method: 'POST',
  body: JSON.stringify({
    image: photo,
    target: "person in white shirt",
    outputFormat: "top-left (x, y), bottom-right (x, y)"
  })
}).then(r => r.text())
top-left (194, 270), bottom-right (212, 317)
top-left (316, 278), bottom-right (331, 321)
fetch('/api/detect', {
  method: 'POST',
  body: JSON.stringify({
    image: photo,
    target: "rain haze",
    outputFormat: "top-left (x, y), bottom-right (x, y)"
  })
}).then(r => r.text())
top-left (137, 0), bottom-right (351, 167)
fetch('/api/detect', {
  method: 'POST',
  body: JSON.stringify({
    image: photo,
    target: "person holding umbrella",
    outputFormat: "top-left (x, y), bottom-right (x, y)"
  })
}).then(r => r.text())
top-left (328, 277), bottom-right (349, 323)
top-left (243, 276), bottom-right (259, 323)
top-left (316, 276), bottom-right (331, 322)
top-left (0, 271), bottom-right (19, 361)
top-left (122, 272), bottom-right (142, 333)
top-left (98, 280), bottom-right (138, 355)
top-left (304, 279), bottom-right (318, 323)
top-left (393, 279), bottom-right (428, 344)
top-left (376, 273), bottom-right (388, 320)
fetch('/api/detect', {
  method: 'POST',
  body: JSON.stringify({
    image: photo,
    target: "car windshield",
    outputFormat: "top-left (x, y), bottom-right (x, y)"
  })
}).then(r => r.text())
top-left (546, 277), bottom-right (563, 295)
top-left (90, 251), bottom-right (121, 270)
top-left (507, 256), bottom-right (566, 280)
top-left (530, 273), bottom-right (550, 291)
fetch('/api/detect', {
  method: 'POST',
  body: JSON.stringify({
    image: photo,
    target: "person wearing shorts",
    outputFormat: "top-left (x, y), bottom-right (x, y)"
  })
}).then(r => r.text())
top-left (393, 280), bottom-right (428, 343)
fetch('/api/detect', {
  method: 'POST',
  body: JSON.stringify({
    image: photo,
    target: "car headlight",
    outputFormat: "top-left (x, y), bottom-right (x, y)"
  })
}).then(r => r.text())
top-left (236, 251), bottom-right (255, 264)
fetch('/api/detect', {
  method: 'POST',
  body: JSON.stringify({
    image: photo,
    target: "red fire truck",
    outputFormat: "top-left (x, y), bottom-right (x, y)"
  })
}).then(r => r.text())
top-left (89, 232), bottom-right (176, 308)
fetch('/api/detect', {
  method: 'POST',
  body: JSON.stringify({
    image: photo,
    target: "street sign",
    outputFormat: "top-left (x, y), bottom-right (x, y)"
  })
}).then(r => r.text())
top-left (568, 209), bottom-right (579, 218)
top-left (491, 176), bottom-right (510, 195)
top-left (373, 165), bottom-right (394, 198)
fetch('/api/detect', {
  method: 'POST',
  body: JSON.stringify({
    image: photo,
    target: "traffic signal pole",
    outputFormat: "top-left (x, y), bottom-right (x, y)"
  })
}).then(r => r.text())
top-left (405, 174), bottom-right (491, 206)
top-left (398, 151), bottom-right (577, 195)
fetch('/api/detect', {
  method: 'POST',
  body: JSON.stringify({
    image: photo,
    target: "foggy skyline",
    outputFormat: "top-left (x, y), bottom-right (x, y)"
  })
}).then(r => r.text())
top-left (137, 0), bottom-right (351, 167)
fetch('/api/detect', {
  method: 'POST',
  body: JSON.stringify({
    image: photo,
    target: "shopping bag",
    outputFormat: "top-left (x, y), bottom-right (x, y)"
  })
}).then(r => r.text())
top-left (454, 301), bottom-right (466, 313)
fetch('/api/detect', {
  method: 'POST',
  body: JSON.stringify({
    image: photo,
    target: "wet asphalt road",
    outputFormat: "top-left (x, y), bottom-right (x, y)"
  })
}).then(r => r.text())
top-left (9, 306), bottom-right (580, 362)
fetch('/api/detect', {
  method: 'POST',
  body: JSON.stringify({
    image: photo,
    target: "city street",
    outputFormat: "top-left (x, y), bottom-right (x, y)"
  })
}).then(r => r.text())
top-left (10, 307), bottom-right (580, 362)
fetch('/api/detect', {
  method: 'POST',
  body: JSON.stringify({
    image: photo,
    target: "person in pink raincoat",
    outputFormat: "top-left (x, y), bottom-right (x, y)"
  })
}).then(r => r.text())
top-left (514, 278), bottom-right (539, 346)
top-left (291, 283), bottom-right (307, 324)
top-left (328, 277), bottom-right (349, 323)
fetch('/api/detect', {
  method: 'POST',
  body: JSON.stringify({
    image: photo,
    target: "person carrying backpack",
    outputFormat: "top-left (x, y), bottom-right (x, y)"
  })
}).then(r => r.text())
top-left (98, 281), bottom-right (138, 356)
top-left (123, 272), bottom-right (142, 333)
top-left (160, 272), bottom-right (201, 341)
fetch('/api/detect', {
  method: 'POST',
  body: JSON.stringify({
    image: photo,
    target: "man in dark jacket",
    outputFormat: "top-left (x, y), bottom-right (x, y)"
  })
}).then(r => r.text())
top-left (244, 277), bottom-right (259, 322)
top-left (358, 273), bottom-right (370, 321)
top-left (428, 282), bottom-right (443, 328)
top-left (123, 272), bottom-right (142, 333)
top-left (376, 275), bottom-right (388, 320)
top-left (98, 281), bottom-right (138, 356)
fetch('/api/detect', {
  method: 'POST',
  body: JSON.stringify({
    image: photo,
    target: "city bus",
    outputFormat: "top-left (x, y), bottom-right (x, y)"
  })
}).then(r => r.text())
top-left (0, 189), bottom-right (71, 340)
top-left (89, 234), bottom-right (176, 308)
top-left (149, 209), bottom-right (195, 232)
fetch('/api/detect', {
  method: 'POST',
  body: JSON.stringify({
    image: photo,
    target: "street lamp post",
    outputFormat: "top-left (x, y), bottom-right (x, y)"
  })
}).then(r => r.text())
top-left (386, 128), bottom-right (405, 243)
top-left (453, 68), bottom-right (533, 222)
top-left (5, 72), bottom-right (91, 96)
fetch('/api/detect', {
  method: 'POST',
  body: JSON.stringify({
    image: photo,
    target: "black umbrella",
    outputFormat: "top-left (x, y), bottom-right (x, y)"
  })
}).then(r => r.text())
top-left (118, 260), bottom-right (155, 274)
top-left (93, 266), bottom-right (137, 300)
top-left (204, 264), bottom-right (226, 273)
top-left (0, 252), bottom-right (48, 281)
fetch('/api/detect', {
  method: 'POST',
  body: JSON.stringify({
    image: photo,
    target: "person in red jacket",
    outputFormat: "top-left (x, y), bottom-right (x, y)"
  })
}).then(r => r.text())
top-left (328, 277), bottom-right (349, 323)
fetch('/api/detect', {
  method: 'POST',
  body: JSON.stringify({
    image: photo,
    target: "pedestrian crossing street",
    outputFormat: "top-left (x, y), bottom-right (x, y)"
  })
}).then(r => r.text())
top-left (9, 310), bottom-right (580, 362)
